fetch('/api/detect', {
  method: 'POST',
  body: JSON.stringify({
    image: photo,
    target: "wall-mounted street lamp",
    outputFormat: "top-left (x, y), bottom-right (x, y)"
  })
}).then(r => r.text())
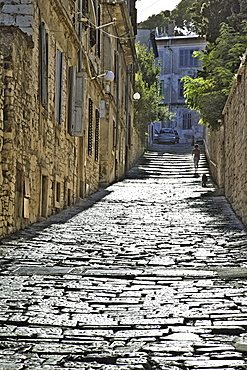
top-left (91, 70), bottom-right (115, 81)
top-left (91, 71), bottom-right (115, 95)
top-left (133, 92), bottom-right (140, 100)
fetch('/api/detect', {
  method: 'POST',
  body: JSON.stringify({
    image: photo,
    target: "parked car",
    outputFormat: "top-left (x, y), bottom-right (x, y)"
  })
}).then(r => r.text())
top-left (158, 128), bottom-right (176, 144)
top-left (174, 130), bottom-right (180, 143)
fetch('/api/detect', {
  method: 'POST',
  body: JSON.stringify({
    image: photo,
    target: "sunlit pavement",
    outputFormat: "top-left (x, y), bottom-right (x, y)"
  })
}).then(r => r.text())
top-left (1, 143), bottom-right (247, 369)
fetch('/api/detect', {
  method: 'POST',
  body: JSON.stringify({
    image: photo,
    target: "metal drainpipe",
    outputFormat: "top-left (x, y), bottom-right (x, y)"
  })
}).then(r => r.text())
top-left (116, 39), bottom-right (121, 144)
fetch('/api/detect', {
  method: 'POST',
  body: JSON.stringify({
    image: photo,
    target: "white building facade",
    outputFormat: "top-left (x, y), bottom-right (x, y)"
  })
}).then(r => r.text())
top-left (155, 33), bottom-right (207, 144)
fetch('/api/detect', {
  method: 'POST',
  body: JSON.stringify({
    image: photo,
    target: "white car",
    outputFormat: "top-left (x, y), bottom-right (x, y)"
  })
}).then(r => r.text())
top-left (158, 128), bottom-right (176, 144)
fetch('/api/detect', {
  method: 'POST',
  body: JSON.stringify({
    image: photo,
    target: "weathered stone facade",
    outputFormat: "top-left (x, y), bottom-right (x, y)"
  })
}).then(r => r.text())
top-left (0, 0), bottom-right (141, 237)
top-left (205, 52), bottom-right (247, 227)
top-left (0, 25), bottom-right (80, 235)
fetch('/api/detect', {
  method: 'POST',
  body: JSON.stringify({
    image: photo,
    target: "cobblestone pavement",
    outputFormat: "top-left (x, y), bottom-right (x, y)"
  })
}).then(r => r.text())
top-left (1, 143), bottom-right (247, 370)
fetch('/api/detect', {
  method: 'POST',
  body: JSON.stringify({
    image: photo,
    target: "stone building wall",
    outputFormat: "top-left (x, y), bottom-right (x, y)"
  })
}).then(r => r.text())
top-left (0, 54), bottom-right (4, 233)
top-left (204, 125), bottom-right (225, 189)
top-left (0, 0), bottom-right (141, 238)
top-left (223, 60), bottom-right (247, 226)
top-left (0, 26), bottom-right (80, 237)
top-left (205, 54), bottom-right (247, 227)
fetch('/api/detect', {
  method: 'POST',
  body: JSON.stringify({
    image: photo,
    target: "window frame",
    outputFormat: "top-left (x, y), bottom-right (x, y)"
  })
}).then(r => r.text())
top-left (55, 49), bottom-right (63, 124)
top-left (40, 22), bottom-right (48, 107)
top-left (182, 112), bottom-right (192, 129)
top-left (179, 49), bottom-right (199, 68)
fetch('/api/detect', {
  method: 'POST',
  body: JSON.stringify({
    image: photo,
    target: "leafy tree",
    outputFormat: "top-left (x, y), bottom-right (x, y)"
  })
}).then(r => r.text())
top-left (170, 0), bottom-right (195, 32)
top-left (182, 21), bottom-right (247, 129)
top-left (134, 43), bottom-right (172, 137)
top-left (138, 12), bottom-right (171, 35)
top-left (188, 0), bottom-right (244, 43)
top-left (138, 0), bottom-right (197, 34)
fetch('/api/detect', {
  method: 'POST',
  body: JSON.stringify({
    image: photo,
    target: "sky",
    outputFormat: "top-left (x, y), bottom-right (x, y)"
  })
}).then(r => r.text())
top-left (136, 0), bottom-right (181, 23)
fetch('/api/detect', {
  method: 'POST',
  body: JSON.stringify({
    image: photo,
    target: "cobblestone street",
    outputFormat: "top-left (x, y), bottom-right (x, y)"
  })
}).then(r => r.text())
top-left (1, 143), bottom-right (247, 369)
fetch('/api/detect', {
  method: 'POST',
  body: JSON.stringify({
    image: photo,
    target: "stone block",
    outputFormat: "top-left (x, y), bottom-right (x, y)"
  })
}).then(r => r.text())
top-left (16, 15), bottom-right (32, 27)
top-left (2, 4), bottom-right (19, 13)
top-left (0, 14), bottom-right (16, 25)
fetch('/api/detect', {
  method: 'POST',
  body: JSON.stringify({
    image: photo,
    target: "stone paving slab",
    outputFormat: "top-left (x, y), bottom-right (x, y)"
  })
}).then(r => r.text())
top-left (0, 144), bottom-right (247, 369)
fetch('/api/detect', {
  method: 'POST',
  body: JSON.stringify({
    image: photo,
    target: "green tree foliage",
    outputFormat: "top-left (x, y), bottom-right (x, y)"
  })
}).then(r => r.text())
top-left (138, 0), bottom-right (195, 35)
top-left (134, 43), bottom-right (172, 135)
top-left (138, 12), bottom-right (170, 34)
top-left (182, 21), bottom-right (247, 129)
top-left (188, 0), bottom-right (241, 43)
top-left (170, 0), bottom-right (195, 32)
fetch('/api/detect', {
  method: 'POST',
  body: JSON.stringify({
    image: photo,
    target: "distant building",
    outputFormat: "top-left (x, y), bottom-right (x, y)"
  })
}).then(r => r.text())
top-left (155, 30), bottom-right (207, 144)
top-left (136, 29), bottom-right (158, 57)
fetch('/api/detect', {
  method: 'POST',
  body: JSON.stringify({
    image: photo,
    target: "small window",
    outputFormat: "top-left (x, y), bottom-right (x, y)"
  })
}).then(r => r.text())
top-left (179, 49), bottom-right (198, 67)
top-left (183, 112), bottom-right (192, 129)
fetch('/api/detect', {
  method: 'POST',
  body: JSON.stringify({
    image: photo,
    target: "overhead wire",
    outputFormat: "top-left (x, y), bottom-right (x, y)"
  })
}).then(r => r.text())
top-left (73, 1), bottom-right (135, 41)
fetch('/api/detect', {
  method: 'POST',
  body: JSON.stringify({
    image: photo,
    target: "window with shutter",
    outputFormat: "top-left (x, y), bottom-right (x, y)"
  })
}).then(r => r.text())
top-left (95, 109), bottom-right (99, 161)
top-left (40, 22), bottom-right (48, 107)
top-left (68, 70), bottom-right (85, 136)
top-left (88, 98), bottom-right (93, 155)
top-left (55, 49), bottom-right (63, 124)
top-left (179, 49), bottom-right (198, 67)
top-left (68, 66), bottom-right (76, 134)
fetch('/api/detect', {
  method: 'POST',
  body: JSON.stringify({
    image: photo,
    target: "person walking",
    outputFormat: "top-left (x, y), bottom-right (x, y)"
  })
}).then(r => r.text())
top-left (192, 144), bottom-right (200, 172)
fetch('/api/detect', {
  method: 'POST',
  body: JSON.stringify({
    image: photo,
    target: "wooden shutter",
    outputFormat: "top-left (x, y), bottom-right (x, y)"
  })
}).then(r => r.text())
top-left (56, 49), bottom-right (63, 124)
top-left (40, 22), bottom-right (48, 107)
top-left (88, 98), bottom-right (93, 155)
top-left (95, 109), bottom-right (99, 161)
top-left (68, 66), bottom-right (76, 134)
top-left (68, 70), bottom-right (85, 136)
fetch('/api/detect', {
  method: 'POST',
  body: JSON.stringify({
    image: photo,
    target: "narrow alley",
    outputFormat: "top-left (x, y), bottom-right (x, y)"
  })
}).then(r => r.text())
top-left (0, 143), bottom-right (247, 369)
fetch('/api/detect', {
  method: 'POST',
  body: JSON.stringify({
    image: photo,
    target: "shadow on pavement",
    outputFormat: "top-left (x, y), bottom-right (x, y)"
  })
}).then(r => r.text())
top-left (0, 189), bottom-right (112, 243)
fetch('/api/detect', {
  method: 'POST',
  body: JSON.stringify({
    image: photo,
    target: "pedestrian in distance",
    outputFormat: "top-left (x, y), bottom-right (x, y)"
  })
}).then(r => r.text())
top-left (192, 144), bottom-right (200, 174)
